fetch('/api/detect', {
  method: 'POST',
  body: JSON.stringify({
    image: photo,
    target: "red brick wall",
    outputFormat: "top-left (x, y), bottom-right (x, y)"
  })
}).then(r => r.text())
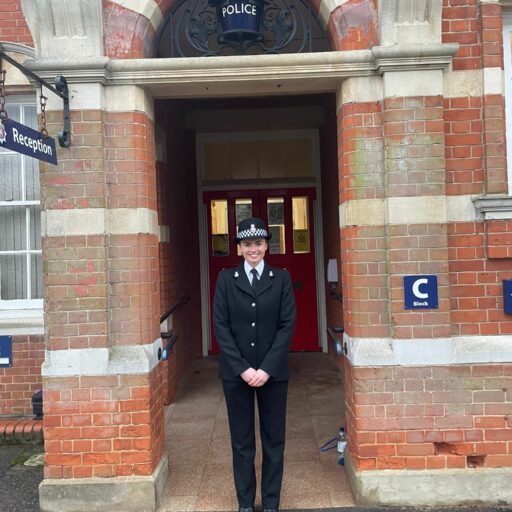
top-left (320, 95), bottom-right (344, 338)
top-left (43, 364), bottom-right (165, 478)
top-left (339, 100), bottom-right (388, 339)
top-left (344, 358), bottom-right (512, 471)
top-left (0, 335), bottom-right (44, 416)
top-left (156, 101), bottom-right (202, 404)
top-left (449, 222), bottom-right (512, 336)
top-left (0, 0), bottom-right (33, 46)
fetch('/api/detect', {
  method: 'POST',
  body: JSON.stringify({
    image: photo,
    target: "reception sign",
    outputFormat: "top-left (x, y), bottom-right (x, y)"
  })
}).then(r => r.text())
top-left (0, 118), bottom-right (57, 165)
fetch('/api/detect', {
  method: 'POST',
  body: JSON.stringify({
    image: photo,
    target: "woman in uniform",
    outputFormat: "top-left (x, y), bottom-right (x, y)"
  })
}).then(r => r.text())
top-left (213, 217), bottom-right (296, 512)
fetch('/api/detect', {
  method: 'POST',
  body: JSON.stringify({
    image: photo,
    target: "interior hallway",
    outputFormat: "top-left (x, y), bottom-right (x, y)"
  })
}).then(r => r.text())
top-left (159, 353), bottom-right (355, 511)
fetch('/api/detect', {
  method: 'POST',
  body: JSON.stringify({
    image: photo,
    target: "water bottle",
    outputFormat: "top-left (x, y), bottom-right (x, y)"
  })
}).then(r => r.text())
top-left (337, 426), bottom-right (346, 465)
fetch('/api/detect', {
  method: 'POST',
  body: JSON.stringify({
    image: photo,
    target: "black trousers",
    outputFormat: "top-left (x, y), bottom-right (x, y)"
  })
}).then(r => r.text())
top-left (222, 379), bottom-right (288, 510)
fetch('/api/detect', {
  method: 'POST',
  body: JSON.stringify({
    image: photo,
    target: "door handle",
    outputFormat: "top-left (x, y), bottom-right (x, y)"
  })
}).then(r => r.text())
top-left (292, 281), bottom-right (303, 290)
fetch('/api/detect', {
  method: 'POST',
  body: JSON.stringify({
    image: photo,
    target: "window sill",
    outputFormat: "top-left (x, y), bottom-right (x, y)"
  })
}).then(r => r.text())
top-left (0, 303), bottom-right (44, 336)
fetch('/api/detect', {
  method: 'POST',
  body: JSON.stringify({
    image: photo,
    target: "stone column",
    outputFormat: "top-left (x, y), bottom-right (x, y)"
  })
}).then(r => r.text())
top-left (22, 3), bottom-right (168, 510)
top-left (38, 80), bottom-right (167, 511)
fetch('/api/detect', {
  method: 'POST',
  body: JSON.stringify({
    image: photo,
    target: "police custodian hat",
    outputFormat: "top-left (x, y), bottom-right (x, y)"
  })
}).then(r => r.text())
top-left (235, 217), bottom-right (272, 244)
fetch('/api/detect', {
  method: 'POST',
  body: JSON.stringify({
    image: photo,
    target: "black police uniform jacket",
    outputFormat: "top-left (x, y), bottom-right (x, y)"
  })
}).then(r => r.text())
top-left (213, 262), bottom-right (296, 382)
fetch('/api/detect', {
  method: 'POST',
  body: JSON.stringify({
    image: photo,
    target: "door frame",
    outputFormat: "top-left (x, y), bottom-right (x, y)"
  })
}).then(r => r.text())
top-left (196, 128), bottom-right (327, 356)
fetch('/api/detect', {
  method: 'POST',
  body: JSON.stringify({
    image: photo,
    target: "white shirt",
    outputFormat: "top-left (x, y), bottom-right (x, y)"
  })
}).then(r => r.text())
top-left (244, 260), bottom-right (265, 285)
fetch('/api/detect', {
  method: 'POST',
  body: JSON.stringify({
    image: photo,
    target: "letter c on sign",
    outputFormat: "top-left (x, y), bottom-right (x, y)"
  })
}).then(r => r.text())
top-left (412, 278), bottom-right (429, 299)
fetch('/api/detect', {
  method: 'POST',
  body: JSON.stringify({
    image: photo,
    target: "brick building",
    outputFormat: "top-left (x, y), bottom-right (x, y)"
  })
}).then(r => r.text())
top-left (0, 0), bottom-right (511, 510)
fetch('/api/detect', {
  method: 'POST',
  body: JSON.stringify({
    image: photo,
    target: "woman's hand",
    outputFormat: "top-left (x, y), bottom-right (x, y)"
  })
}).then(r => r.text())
top-left (248, 369), bottom-right (270, 387)
top-left (241, 368), bottom-right (257, 383)
top-left (241, 368), bottom-right (270, 387)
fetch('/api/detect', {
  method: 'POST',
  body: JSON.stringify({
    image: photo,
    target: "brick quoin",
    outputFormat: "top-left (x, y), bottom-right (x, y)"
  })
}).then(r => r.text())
top-left (339, 101), bottom-right (384, 202)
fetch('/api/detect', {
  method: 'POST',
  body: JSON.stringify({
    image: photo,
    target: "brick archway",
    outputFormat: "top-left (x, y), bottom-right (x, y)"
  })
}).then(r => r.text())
top-left (102, 0), bottom-right (379, 59)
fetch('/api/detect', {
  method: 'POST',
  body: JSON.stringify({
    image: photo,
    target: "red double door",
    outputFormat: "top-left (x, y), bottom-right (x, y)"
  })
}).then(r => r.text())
top-left (204, 188), bottom-right (320, 353)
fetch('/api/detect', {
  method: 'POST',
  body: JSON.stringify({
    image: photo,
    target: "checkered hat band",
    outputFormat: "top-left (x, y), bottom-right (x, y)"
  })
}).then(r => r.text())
top-left (237, 228), bottom-right (268, 239)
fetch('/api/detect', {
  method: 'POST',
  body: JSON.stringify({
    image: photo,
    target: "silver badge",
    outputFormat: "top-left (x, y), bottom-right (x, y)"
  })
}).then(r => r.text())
top-left (250, 224), bottom-right (256, 233)
top-left (0, 119), bottom-right (7, 145)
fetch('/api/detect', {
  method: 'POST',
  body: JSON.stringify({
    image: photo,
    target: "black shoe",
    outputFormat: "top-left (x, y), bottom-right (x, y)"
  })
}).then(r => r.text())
top-left (239, 507), bottom-right (253, 512)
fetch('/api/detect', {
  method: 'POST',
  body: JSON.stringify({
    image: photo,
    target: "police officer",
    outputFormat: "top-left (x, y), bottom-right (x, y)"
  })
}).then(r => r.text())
top-left (213, 217), bottom-right (296, 512)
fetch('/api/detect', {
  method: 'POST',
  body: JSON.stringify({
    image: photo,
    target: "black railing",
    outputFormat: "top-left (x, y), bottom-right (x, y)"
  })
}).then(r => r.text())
top-left (159, 295), bottom-right (190, 361)
top-left (327, 326), bottom-right (346, 356)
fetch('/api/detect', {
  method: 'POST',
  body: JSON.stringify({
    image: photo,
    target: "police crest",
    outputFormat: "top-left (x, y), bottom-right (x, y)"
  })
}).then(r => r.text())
top-left (0, 118), bottom-right (6, 145)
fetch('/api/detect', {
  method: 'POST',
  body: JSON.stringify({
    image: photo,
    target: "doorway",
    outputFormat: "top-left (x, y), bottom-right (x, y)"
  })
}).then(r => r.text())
top-left (204, 187), bottom-right (320, 353)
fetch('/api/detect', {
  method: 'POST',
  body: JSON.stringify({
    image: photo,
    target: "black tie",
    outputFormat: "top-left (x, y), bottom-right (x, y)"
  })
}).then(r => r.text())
top-left (250, 268), bottom-right (259, 289)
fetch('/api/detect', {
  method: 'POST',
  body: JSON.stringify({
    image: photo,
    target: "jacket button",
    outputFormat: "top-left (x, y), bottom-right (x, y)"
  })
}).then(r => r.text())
top-left (250, 342), bottom-right (255, 347)
top-left (251, 302), bottom-right (256, 307)
top-left (251, 322), bottom-right (255, 327)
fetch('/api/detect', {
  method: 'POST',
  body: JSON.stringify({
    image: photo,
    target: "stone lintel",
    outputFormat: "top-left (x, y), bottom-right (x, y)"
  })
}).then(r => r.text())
top-left (23, 44), bottom-right (458, 99)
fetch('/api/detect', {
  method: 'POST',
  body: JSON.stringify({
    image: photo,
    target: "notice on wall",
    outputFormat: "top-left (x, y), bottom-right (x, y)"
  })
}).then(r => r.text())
top-left (293, 229), bottom-right (310, 253)
top-left (0, 336), bottom-right (12, 367)
top-left (212, 234), bottom-right (229, 256)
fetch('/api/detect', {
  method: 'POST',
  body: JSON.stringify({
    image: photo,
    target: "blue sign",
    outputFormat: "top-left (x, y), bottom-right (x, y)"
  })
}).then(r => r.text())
top-left (504, 280), bottom-right (512, 314)
top-left (0, 118), bottom-right (57, 165)
top-left (404, 275), bottom-right (438, 310)
top-left (0, 336), bottom-right (12, 368)
top-left (217, 0), bottom-right (263, 40)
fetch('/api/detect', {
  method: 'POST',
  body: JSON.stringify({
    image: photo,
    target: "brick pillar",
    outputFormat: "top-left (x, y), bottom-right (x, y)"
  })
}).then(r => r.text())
top-left (39, 84), bottom-right (167, 512)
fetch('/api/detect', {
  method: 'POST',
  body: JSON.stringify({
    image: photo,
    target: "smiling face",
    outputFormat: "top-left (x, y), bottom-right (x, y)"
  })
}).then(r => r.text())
top-left (239, 238), bottom-right (268, 267)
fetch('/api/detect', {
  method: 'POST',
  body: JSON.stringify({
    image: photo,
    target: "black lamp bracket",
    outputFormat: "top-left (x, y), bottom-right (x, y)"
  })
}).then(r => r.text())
top-left (0, 46), bottom-right (70, 148)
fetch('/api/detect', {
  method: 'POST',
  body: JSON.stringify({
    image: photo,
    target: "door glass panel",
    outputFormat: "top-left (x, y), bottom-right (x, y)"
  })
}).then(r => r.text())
top-left (236, 199), bottom-right (253, 256)
top-left (267, 197), bottom-right (285, 255)
top-left (235, 199), bottom-right (252, 225)
top-left (292, 196), bottom-right (310, 254)
top-left (210, 199), bottom-right (229, 256)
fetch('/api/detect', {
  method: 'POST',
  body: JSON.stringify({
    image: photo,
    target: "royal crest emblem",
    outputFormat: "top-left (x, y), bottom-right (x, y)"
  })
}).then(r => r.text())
top-left (0, 119), bottom-right (6, 145)
top-left (250, 224), bottom-right (256, 233)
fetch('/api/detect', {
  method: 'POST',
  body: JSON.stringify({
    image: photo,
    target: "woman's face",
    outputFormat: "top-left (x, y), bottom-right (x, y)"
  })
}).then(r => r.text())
top-left (240, 238), bottom-right (268, 267)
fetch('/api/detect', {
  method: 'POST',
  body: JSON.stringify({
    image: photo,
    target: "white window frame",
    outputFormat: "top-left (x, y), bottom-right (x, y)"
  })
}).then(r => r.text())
top-left (502, 11), bottom-right (512, 195)
top-left (0, 93), bottom-right (43, 313)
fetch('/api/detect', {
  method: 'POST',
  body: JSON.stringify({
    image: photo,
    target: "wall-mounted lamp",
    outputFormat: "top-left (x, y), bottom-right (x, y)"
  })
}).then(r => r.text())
top-left (327, 258), bottom-right (342, 302)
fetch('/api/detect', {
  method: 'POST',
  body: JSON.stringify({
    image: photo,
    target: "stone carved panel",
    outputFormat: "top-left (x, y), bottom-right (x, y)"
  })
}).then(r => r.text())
top-left (21, 0), bottom-right (103, 58)
top-left (380, 0), bottom-right (441, 46)
top-left (395, 0), bottom-right (431, 24)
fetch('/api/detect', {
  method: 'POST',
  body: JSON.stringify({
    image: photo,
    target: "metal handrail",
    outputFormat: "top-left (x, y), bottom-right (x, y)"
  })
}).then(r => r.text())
top-left (161, 333), bottom-right (179, 361)
top-left (327, 326), bottom-right (346, 356)
top-left (160, 295), bottom-right (190, 324)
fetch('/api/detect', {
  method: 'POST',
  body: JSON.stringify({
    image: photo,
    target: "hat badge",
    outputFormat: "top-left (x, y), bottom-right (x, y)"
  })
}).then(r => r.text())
top-left (250, 224), bottom-right (256, 233)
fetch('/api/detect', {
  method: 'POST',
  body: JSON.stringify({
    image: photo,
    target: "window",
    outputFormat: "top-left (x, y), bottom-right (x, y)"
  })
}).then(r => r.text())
top-left (503, 12), bottom-right (512, 194)
top-left (0, 95), bottom-right (42, 304)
